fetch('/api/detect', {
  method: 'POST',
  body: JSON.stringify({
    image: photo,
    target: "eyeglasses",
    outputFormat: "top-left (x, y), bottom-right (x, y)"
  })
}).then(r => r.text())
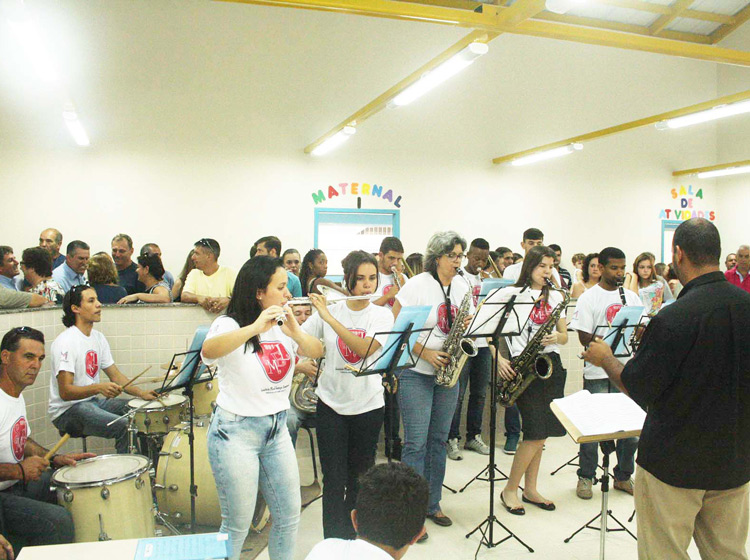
top-left (444, 253), bottom-right (466, 261)
top-left (69, 283), bottom-right (91, 295)
top-left (12, 326), bottom-right (31, 334)
top-left (196, 238), bottom-right (217, 252)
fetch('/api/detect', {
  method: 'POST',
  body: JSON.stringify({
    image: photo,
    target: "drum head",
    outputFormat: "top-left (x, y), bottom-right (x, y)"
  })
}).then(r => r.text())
top-left (52, 454), bottom-right (150, 487)
top-left (129, 393), bottom-right (187, 410)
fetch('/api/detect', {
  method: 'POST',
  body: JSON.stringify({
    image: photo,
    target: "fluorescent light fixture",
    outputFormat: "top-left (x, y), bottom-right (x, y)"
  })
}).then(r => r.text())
top-left (545, 0), bottom-right (587, 15)
top-left (697, 165), bottom-right (750, 179)
top-left (62, 105), bottom-right (90, 147)
top-left (511, 143), bottom-right (583, 166)
top-left (655, 99), bottom-right (750, 130)
top-left (6, 17), bottom-right (59, 83)
top-left (311, 126), bottom-right (356, 156)
top-left (389, 42), bottom-right (489, 107)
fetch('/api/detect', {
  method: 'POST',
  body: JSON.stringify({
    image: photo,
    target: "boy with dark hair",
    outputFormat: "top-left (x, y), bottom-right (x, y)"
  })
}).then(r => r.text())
top-left (502, 228), bottom-right (561, 286)
top-left (569, 246), bottom-right (641, 499)
top-left (373, 236), bottom-right (407, 309)
top-left (253, 236), bottom-right (302, 297)
top-left (305, 462), bottom-right (429, 558)
top-left (548, 244), bottom-right (572, 289)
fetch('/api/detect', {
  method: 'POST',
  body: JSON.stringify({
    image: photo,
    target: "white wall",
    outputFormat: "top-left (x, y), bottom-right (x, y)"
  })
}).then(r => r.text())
top-left (0, 3), bottom-right (726, 272)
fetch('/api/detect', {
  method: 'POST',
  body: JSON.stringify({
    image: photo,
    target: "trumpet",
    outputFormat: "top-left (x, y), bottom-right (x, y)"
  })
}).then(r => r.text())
top-left (487, 256), bottom-right (503, 279)
top-left (400, 257), bottom-right (415, 278)
top-left (391, 266), bottom-right (403, 289)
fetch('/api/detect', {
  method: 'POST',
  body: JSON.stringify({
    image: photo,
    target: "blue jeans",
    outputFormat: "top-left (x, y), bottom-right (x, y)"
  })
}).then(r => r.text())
top-left (52, 397), bottom-right (130, 453)
top-left (0, 470), bottom-right (74, 552)
top-left (398, 369), bottom-right (459, 515)
top-left (449, 347), bottom-right (491, 441)
top-left (504, 404), bottom-right (521, 438)
top-left (208, 407), bottom-right (301, 560)
top-left (286, 406), bottom-right (313, 448)
top-left (577, 378), bottom-right (639, 481)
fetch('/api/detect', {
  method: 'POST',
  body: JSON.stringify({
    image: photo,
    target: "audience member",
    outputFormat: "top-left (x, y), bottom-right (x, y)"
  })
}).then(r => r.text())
top-left (304, 462), bottom-right (428, 558)
top-left (571, 252), bottom-right (586, 283)
top-left (571, 253), bottom-right (600, 299)
top-left (494, 246), bottom-right (515, 274)
top-left (181, 239), bottom-right (236, 313)
top-left (117, 254), bottom-right (172, 304)
top-left (548, 244), bottom-right (572, 289)
top-left (299, 249), bottom-right (346, 297)
top-left (725, 252), bottom-right (737, 271)
top-left (111, 234), bottom-right (144, 295)
top-left (0, 288), bottom-right (46, 310)
top-left (49, 287), bottom-right (157, 453)
top-left (252, 236), bottom-right (302, 297)
top-left (667, 264), bottom-right (682, 297)
top-left (172, 249), bottom-right (195, 302)
top-left (139, 243), bottom-right (175, 290)
top-left (20, 248), bottom-right (64, 304)
top-left (38, 229), bottom-right (65, 269)
top-left (87, 253), bottom-right (127, 304)
top-left (0, 248), bottom-right (19, 292)
top-left (725, 244), bottom-right (750, 294)
top-left (52, 241), bottom-right (89, 294)
top-left (282, 248), bottom-right (301, 276)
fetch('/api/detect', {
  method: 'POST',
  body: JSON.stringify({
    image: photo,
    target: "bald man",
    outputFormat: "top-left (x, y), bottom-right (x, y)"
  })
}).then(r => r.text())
top-left (38, 229), bottom-right (65, 270)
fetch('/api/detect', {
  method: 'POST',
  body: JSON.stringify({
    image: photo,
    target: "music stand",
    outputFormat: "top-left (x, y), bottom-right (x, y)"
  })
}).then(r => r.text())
top-left (459, 285), bottom-right (536, 557)
top-left (551, 390), bottom-right (644, 560)
top-left (346, 305), bottom-right (433, 466)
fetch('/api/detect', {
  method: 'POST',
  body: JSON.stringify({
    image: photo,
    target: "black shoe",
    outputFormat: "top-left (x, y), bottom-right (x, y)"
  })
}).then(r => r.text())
top-left (522, 495), bottom-right (556, 511)
top-left (417, 531), bottom-right (429, 543)
top-left (500, 492), bottom-right (525, 516)
top-left (392, 440), bottom-right (402, 461)
top-left (426, 512), bottom-right (453, 527)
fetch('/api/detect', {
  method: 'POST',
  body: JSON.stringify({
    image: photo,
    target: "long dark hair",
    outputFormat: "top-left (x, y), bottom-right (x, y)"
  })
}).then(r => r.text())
top-left (226, 256), bottom-right (284, 354)
top-left (299, 249), bottom-right (324, 296)
top-left (342, 251), bottom-right (379, 293)
top-left (514, 245), bottom-right (556, 301)
top-left (62, 285), bottom-right (93, 327)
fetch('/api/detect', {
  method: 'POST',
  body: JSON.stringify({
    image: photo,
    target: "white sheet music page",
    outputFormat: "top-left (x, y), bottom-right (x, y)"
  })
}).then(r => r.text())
top-left (552, 390), bottom-right (646, 437)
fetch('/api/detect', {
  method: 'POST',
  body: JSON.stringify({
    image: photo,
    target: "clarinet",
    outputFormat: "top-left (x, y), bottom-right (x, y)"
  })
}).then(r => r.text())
top-left (617, 280), bottom-right (627, 305)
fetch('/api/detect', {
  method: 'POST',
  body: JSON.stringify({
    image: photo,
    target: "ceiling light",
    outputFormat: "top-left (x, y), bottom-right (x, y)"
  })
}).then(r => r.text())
top-left (655, 99), bottom-right (750, 130)
top-left (62, 105), bottom-right (90, 147)
top-left (545, 0), bottom-right (587, 15)
top-left (697, 165), bottom-right (750, 179)
top-left (389, 42), bottom-right (489, 107)
top-left (6, 17), bottom-right (58, 83)
top-left (511, 143), bottom-right (583, 166)
top-left (310, 126), bottom-right (356, 156)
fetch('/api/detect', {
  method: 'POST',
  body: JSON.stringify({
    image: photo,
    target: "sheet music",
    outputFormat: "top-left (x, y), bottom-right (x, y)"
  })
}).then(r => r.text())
top-left (552, 390), bottom-right (646, 437)
top-left (133, 533), bottom-right (229, 560)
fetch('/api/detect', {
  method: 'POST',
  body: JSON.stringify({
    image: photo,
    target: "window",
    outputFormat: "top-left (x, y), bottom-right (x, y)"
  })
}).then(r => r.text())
top-left (314, 209), bottom-right (400, 278)
top-left (661, 220), bottom-right (681, 264)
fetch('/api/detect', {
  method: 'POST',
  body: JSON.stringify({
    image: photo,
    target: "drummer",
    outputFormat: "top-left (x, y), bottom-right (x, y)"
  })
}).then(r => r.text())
top-left (0, 327), bottom-right (95, 554)
top-left (48, 286), bottom-right (157, 454)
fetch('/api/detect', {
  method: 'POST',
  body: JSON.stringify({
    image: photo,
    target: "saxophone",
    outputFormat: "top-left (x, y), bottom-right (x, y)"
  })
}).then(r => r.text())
top-left (497, 280), bottom-right (570, 407)
top-left (435, 278), bottom-right (478, 388)
top-left (290, 357), bottom-right (323, 414)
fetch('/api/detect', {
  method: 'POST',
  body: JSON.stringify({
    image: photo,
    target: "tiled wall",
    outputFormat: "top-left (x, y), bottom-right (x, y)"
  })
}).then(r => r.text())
top-left (0, 305), bottom-right (214, 455)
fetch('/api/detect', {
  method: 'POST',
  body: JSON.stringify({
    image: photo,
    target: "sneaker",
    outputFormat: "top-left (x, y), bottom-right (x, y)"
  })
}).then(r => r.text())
top-left (465, 435), bottom-right (490, 455)
top-left (576, 476), bottom-right (593, 500)
top-left (446, 438), bottom-right (463, 461)
top-left (614, 477), bottom-right (635, 495)
top-left (503, 434), bottom-right (519, 455)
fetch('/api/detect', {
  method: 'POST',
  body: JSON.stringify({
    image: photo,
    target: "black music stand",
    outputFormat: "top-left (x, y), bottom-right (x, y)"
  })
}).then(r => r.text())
top-left (346, 312), bottom-right (433, 466)
top-left (460, 288), bottom-right (536, 557)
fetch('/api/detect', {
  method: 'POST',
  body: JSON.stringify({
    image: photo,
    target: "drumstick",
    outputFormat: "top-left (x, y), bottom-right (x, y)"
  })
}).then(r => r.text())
top-left (132, 372), bottom-right (179, 386)
top-left (44, 433), bottom-right (70, 461)
top-left (120, 366), bottom-right (152, 391)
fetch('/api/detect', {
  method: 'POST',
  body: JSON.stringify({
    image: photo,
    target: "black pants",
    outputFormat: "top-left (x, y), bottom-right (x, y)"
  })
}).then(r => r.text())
top-left (315, 399), bottom-right (384, 540)
top-left (0, 470), bottom-right (74, 553)
top-left (383, 387), bottom-right (401, 447)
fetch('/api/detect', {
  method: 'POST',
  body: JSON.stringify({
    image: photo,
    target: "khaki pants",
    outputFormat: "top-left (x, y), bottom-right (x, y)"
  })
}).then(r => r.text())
top-left (635, 467), bottom-right (749, 560)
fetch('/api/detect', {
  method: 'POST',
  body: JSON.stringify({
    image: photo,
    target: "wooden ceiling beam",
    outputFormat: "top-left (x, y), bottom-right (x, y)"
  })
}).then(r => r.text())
top-left (650, 0), bottom-right (693, 36)
top-left (710, 4), bottom-right (750, 44)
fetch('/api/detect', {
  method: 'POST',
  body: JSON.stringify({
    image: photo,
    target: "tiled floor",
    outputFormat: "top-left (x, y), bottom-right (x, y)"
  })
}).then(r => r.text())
top-left (252, 433), bottom-right (749, 560)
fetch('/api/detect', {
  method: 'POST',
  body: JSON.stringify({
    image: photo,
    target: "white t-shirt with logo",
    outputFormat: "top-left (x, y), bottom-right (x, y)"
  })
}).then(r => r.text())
top-left (503, 262), bottom-right (562, 286)
top-left (203, 316), bottom-right (298, 417)
top-left (461, 268), bottom-right (489, 349)
top-left (305, 538), bottom-right (393, 560)
top-left (302, 301), bottom-right (394, 415)
top-left (500, 287), bottom-right (566, 357)
top-left (0, 388), bottom-right (29, 491)
top-left (374, 272), bottom-right (407, 309)
top-left (569, 284), bottom-right (642, 380)
top-left (395, 272), bottom-right (472, 376)
top-left (48, 327), bottom-right (115, 421)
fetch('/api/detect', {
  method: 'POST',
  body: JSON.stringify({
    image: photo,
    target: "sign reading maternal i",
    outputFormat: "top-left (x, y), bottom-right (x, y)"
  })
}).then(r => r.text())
top-left (311, 183), bottom-right (403, 208)
top-left (658, 185), bottom-right (715, 221)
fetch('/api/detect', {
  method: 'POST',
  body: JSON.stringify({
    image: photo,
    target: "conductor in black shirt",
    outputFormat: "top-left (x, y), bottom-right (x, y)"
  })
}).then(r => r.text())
top-left (583, 218), bottom-right (749, 560)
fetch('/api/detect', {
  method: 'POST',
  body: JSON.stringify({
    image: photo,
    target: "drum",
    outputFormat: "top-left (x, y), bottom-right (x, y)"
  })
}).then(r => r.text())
top-left (191, 378), bottom-right (219, 417)
top-left (154, 422), bottom-right (270, 531)
top-left (128, 393), bottom-right (187, 434)
top-left (52, 454), bottom-right (154, 542)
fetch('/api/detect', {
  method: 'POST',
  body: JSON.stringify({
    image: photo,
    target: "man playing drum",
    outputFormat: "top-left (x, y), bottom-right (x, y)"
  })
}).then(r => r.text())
top-left (0, 327), bottom-right (94, 554)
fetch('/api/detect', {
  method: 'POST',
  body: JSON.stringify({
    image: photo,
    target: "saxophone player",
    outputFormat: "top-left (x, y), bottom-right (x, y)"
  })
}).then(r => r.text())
top-left (392, 232), bottom-right (472, 537)
top-left (497, 246), bottom-right (569, 514)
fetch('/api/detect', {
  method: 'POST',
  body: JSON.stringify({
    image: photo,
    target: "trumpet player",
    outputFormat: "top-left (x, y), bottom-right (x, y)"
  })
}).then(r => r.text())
top-left (498, 246), bottom-right (568, 515)
top-left (302, 251), bottom-right (394, 540)
top-left (373, 237), bottom-right (407, 309)
top-left (447, 238), bottom-right (492, 461)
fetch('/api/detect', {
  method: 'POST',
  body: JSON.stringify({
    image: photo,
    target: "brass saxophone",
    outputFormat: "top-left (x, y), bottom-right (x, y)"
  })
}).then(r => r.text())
top-left (435, 275), bottom-right (478, 388)
top-left (290, 357), bottom-right (323, 414)
top-left (497, 280), bottom-right (570, 407)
